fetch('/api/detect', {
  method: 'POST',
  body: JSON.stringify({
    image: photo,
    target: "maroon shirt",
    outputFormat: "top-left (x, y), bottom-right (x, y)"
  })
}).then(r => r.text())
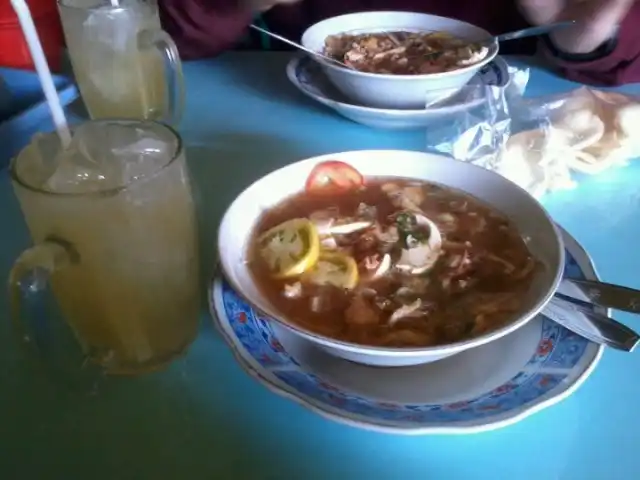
top-left (159, 0), bottom-right (640, 86)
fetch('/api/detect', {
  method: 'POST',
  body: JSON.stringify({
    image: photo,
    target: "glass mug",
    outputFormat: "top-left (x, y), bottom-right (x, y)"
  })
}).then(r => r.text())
top-left (58, 0), bottom-right (184, 123)
top-left (9, 120), bottom-right (200, 375)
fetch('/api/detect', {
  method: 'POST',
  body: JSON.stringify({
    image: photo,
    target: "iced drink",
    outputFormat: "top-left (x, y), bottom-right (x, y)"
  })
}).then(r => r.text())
top-left (9, 120), bottom-right (199, 374)
top-left (58, 0), bottom-right (183, 123)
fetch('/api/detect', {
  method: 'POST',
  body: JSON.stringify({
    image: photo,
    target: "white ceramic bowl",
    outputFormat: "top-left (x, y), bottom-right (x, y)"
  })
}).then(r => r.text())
top-left (217, 150), bottom-right (564, 367)
top-left (286, 54), bottom-right (511, 130)
top-left (301, 12), bottom-right (499, 110)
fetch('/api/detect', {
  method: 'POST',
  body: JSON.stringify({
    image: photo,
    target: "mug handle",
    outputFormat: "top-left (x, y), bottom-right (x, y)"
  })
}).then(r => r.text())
top-left (138, 29), bottom-right (185, 126)
top-left (8, 238), bottom-right (78, 362)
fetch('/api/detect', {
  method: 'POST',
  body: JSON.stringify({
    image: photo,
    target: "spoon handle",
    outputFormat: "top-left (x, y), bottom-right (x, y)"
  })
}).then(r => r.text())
top-left (563, 278), bottom-right (640, 315)
top-left (250, 24), bottom-right (306, 51)
top-left (494, 21), bottom-right (577, 43)
top-left (249, 24), bottom-right (348, 68)
top-left (421, 20), bottom-right (576, 60)
top-left (544, 298), bottom-right (640, 352)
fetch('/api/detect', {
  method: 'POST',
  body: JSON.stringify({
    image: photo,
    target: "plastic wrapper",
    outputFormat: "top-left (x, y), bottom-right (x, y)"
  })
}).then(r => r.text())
top-left (425, 67), bottom-right (640, 198)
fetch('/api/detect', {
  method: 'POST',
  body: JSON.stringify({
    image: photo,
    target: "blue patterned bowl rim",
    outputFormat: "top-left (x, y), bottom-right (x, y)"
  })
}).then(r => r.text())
top-left (209, 226), bottom-right (603, 434)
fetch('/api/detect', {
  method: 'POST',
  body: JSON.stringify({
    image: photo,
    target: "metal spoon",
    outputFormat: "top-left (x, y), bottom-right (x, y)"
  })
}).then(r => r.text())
top-left (547, 277), bottom-right (640, 351)
top-left (420, 20), bottom-right (577, 59)
top-left (559, 278), bottom-right (640, 315)
top-left (249, 24), bottom-right (351, 69)
top-left (493, 20), bottom-right (577, 44)
top-left (544, 297), bottom-right (639, 352)
top-left (392, 20), bottom-right (576, 61)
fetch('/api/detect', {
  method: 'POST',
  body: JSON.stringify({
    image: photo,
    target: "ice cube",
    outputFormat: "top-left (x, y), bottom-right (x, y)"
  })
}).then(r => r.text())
top-left (43, 124), bottom-right (109, 194)
top-left (85, 121), bottom-right (176, 186)
top-left (14, 133), bottom-right (63, 189)
top-left (84, 4), bottom-right (138, 52)
top-left (43, 121), bottom-right (177, 194)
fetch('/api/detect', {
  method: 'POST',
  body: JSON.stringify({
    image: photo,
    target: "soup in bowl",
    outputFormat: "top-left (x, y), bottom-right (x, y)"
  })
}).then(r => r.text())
top-left (324, 30), bottom-right (490, 75)
top-left (301, 12), bottom-right (499, 109)
top-left (217, 150), bottom-right (564, 366)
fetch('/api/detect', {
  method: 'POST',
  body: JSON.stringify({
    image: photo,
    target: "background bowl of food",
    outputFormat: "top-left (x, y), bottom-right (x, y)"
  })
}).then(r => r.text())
top-left (301, 11), bottom-right (499, 110)
top-left (217, 150), bottom-right (564, 367)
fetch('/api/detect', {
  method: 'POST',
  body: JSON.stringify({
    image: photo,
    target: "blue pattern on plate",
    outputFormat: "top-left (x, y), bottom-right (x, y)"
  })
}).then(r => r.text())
top-left (294, 55), bottom-right (509, 104)
top-left (222, 294), bottom-right (298, 368)
top-left (219, 248), bottom-right (589, 424)
top-left (272, 370), bottom-right (564, 423)
top-left (543, 330), bottom-right (590, 369)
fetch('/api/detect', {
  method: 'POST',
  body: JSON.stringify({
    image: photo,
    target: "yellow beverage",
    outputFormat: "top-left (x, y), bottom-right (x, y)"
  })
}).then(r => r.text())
top-left (59, 0), bottom-right (183, 123)
top-left (73, 48), bottom-right (167, 120)
top-left (10, 120), bottom-right (199, 374)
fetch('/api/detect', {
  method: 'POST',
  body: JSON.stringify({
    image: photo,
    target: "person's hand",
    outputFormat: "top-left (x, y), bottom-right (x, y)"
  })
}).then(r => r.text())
top-left (518, 0), bottom-right (634, 54)
top-left (243, 0), bottom-right (300, 12)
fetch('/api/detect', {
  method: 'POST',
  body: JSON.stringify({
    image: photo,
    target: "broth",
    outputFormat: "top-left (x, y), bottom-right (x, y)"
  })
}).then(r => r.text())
top-left (248, 171), bottom-right (537, 348)
top-left (323, 31), bottom-right (489, 75)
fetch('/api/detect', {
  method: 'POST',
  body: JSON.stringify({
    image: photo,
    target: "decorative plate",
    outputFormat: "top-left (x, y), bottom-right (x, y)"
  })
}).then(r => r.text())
top-left (209, 227), bottom-right (603, 434)
top-left (286, 54), bottom-right (511, 130)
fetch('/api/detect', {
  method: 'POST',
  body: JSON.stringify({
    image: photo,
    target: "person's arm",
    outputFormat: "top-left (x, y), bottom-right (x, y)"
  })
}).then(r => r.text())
top-left (541, 4), bottom-right (640, 86)
top-left (159, 0), bottom-right (255, 59)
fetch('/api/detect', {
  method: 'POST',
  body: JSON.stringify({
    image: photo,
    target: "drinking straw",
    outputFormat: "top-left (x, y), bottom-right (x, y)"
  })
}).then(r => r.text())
top-left (10, 0), bottom-right (72, 148)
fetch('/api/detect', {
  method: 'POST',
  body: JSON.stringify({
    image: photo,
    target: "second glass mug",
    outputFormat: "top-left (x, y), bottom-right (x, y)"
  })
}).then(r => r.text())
top-left (9, 120), bottom-right (200, 375)
top-left (58, 0), bottom-right (184, 123)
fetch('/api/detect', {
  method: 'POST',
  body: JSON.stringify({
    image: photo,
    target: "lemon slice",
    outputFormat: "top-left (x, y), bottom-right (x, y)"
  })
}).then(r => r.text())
top-left (258, 218), bottom-right (320, 278)
top-left (305, 251), bottom-right (359, 289)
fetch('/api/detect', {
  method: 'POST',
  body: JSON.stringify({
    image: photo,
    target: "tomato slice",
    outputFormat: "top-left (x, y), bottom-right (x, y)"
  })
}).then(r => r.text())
top-left (305, 161), bottom-right (364, 194)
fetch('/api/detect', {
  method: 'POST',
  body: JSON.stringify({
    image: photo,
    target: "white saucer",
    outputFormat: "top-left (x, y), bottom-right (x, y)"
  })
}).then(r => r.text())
top-left (286, 54), bottom-right (511, 130)
top-left (209, 226), bottom-right (602, 434)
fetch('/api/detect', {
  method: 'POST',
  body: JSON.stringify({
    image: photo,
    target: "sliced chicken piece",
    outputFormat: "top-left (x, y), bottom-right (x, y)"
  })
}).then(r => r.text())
top-left (381, 183), bottom-right (424, 212)
top-left (373, 224), bottom-right (399, 251)
top-left (406, 276), bottom-right (431, 294)
top-left (354, 230), bottom-right (378, 254)
top-left (402, 185), bottom-right (425, 207)
top-left (309, 209), bottom-right (340, 236)
top-left (442, 240), bottom-right (472, 251)
top-left (345, 294), bottom-right (381, 327)
top-left (283, 282), bottom-right (302, 299)
top-left (320, 236), bottom-right (338, 250)
top-left (356, 202), bottom-right (378, 221)
top-left (309, 208), bottom-right (373, 251)
top-left (309, 208), bottom-right (372, 235)
top-left (447, 250), bottom-right (472, 275)
top-left (309, 285), bottom-right (350, 313)
top-left (435, 213), bottom-right (457, 233)
top-left (330, 220), bottom-right (373, 235)
top-left (360, 253), bottom-right (392, 280)
top-left (388, 299), bottom-right (426, 326)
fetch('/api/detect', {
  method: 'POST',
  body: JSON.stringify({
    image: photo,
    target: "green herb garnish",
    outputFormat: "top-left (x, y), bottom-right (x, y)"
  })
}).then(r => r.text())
top-left (396, 213), bottom-right (431, 248)
top-left (396, 213), bottom-right (417, 233)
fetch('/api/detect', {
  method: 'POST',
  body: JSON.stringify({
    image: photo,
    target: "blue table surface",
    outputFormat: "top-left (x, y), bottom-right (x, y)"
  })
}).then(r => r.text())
top-left (1, 52), bottom-right (640, 480)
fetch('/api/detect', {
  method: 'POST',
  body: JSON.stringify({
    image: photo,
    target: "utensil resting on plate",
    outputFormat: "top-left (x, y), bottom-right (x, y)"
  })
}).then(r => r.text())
top-left (561, 278), bottom-right (640, 314)
top-left (547, 278), bottom-right (640, 352)
top-left (546, 296), bottom-right (639, 352)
